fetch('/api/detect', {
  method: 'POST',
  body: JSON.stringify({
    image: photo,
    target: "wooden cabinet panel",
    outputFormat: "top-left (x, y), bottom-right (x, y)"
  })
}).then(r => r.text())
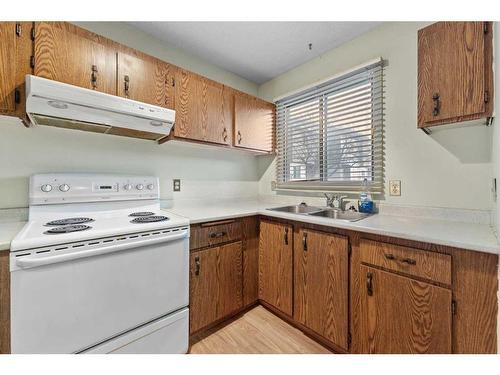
top-left (234, 92), bottom-right (274, 152)
top-left (242, 216), bottom-right (259, 307)
top-left (360, 239), bottom-right (452, 286)
top-left (190, 219), bottom-right (242, 250)
top-left (174, 69), bottom-right (232, 145)
top-left (216, 242), bottom-right (243, 319)
top-left (117, 52), bottom-right (175, 109)
top-left (189, 242), bottom-right (243, 334)
top-left (359, 265), bottom-right (452, 353)
top-left (34, 22), bottom-right (116, 95)
top-left (0, 22), bottom-right (32, 117)
top-left (258, 220), bottom-right (293, 316)
top-left (0, 250), bottom-right (10, 354)
top-left (294, 229), bottom-right (349, 350)
top-left (418, 22), bottom-right (493, 127)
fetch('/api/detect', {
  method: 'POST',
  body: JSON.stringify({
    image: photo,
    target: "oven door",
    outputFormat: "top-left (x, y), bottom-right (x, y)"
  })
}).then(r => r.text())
top-left (10, 229), bottom-right (189, 353)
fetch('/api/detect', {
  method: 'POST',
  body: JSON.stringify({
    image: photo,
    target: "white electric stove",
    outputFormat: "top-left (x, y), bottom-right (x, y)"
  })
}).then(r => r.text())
top-left (10, 173), bottom-right (190, 354)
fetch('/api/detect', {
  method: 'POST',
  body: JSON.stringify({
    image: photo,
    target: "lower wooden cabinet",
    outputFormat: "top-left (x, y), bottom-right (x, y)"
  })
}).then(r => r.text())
top-left (294, 229), bottom-right (349, 350)
top-left (258, 220), bottom-right (293, 316)
top-left (0, 250), bottom-right (10, 354)
top-left (241, 216), bottom-right (259, 307)
top-left (189, 242), bottom-right (243, 334)
top-left (359, 265), bottom-right (452, 353)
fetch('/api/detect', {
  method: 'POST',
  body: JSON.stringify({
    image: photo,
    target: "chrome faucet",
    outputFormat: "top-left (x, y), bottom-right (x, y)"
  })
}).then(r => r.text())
top-left (324, 193), bottom-right (348, 210)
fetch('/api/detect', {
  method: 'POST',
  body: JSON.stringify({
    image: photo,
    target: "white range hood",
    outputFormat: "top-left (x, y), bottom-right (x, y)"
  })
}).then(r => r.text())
top-left (25, 75), bottom-right (175, 141)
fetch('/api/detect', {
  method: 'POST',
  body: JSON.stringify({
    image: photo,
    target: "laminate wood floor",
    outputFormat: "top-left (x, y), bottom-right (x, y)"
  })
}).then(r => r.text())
top-left (189, 305), bottom-right (332, 354)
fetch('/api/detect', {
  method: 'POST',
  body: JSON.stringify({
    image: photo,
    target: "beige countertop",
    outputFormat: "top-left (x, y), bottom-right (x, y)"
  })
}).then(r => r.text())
top-left (166, 199), bottom-right (500, 255)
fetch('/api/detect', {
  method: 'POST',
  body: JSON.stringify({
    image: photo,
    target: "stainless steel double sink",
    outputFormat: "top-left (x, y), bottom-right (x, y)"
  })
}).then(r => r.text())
top-left (267, 204), bottom-right (372, 222)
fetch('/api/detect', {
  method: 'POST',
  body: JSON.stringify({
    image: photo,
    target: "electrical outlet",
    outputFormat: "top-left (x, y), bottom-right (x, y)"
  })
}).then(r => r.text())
top-left (173, 179), bottom-right (181, 192)
top-left (389, 180), bottom-right (401, 196)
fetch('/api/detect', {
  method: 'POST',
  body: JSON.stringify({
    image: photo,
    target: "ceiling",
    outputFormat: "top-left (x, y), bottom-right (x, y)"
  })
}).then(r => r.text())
top-left (129, 22), bottom-right (382, 84)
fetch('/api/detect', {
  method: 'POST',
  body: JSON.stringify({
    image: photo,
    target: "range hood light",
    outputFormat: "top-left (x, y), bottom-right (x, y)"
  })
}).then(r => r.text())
top-left (47, 100), bottom-right (69, 110)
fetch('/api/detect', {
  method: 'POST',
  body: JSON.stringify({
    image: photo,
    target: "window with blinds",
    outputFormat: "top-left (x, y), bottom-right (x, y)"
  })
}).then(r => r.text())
top-left (276, 59), bottom-right (384, 194)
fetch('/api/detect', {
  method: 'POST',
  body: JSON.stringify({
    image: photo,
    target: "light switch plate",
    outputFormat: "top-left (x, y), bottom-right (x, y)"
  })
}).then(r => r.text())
top-left (173, 179), bottom-right (181, 192)
top-left (389, 180), bottom-right (401, 196)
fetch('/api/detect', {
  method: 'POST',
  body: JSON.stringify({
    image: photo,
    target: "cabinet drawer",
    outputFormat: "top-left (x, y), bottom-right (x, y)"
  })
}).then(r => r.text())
top-left (360, 239), bottom-right (451, 286)
top-left (190, 220), bottom-right (242, 250)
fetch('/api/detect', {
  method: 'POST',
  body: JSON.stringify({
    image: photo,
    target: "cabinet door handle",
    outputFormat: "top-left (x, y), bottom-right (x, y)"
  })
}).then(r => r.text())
top-left (222, 127), bottom-right (228, 142)
top-left (124, 75), bottom-right (130, 98)
top-left (91, 65), bottom-right (98, 89)
top-left (237, 131), bottom-right (242, 144)
top-left (366, 272), bottom-right (373, 296)
top-left (209, 231), bottom-right (227, 239)
top-left (284, 227), bottom-right (289, 245)
top-left (400, 258), bottom-right (417, 265)
top-left (432, 93), bottom-right (440, 116)
top-left (302, 232), bottom-right (308, 251)
top-left (194, 256), bottom-right (201, 276)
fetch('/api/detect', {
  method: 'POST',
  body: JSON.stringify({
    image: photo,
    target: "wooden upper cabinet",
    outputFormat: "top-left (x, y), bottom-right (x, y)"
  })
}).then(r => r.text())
top-left (174, 69), bottom-right (233, 145)
top-left (117, 52), bottom-right (175, 109)
top-left (34, 22), bottom-right (116, 95)
top-left (418, 22), bottom-right (493, 128)
top-left (258, 220), bottom-right (293, 316)
top-left (0, 22), bottom-right (32, 117)
top-left (294, 229), bottom-right (349, 350)
top-left (359, 265), bottom-right (452, 353)
top-left (234, 92), bottom-right (275, 152)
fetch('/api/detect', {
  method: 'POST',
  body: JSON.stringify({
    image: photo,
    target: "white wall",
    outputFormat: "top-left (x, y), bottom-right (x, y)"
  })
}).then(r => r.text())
top-left (258, 22), bottom-right (494, 211)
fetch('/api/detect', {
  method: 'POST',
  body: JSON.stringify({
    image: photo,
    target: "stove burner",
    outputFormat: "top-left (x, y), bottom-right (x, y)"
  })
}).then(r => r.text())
top-left (45, 217), bottom-right (94, 226)
top-left (44, 225), bottom-right (92, 234)
top-left (130, 215), bottom-right (169, 224)
top-left (129, 212), bottom-right (155, 217)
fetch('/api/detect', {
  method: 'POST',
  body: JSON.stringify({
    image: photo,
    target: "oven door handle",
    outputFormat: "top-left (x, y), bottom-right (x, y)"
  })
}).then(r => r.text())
top-left (15, 231), bottom-right (189, 269)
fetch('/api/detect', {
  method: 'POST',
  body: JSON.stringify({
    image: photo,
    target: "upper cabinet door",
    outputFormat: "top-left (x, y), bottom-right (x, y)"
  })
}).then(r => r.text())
top-left (34, 22), bottom-right (116, 95)
top-left (359, 265), bottom-right (452, 353)
top-left (174, 69), bottom-right (232, 145)
top-left (418, 22), bottom-right (493, 128)
top-left (117, 52), bottom-right (175, 109)
top-left (294, 229), bottom-right (349, 350)
top-left (0, 22), bottom-right (32, 117)
top-left (234, 93), bottom-right (275, 153)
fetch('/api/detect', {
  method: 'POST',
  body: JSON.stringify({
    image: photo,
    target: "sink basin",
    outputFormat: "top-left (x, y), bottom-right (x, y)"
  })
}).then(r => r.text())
top-left (308, 209), bottom-right (371, 222)
top-left (267, 205), bottom-right (324, 214)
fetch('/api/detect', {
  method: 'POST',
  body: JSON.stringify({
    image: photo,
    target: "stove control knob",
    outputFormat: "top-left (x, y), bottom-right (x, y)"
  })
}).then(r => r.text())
top-left (41, 184), bottom-right (52, 192)
top-left (59, 184), bottom-right (70, 192)
top-left (147, 184), bottom-right (154, 190)
top-left (124, 184), bottom-right (132, 191)
top-left (136, 184), bottom-right (144, 190)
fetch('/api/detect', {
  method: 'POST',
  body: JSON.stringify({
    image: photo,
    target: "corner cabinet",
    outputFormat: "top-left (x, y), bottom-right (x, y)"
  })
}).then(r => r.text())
top-left (258, 220), bottom-right (293, 316)
top-left (173, 69), bottom-right (233, 145)
top-left (234, 91), bottom-right (275, 152)
top-left (417, 22), bottom-right (493, 129)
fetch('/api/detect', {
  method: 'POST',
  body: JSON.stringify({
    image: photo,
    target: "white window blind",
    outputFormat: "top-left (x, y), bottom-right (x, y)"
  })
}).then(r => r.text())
top-left (276, 59), bottom-right (385, 194)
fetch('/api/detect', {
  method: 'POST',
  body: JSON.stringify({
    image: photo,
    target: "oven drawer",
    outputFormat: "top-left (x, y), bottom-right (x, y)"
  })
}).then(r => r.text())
top-left (360, 239), bottom-right (452, 285)
top-left (190, 219), bottom-right (242, 250)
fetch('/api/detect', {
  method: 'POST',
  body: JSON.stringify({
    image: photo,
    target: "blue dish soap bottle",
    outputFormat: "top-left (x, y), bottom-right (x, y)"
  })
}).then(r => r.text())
top-left (359, 178), bottom-right (374, 213)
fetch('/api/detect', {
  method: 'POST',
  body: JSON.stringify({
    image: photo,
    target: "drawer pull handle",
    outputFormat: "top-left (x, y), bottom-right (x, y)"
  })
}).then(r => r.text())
top-left (302, 232), bottom-right (308, 252)
top-left (400, 258), bottom-right (417, 265)
top-left (209, 231), bottom-right (227, 239)
top-left (384, 253), bottom-right (396, 260)
top-left (284, 227), bottom-right (289, 245)
top-left (194, 256), bottom-right (201, 276)
top-left (366, 272), bottom-right (373, 296)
